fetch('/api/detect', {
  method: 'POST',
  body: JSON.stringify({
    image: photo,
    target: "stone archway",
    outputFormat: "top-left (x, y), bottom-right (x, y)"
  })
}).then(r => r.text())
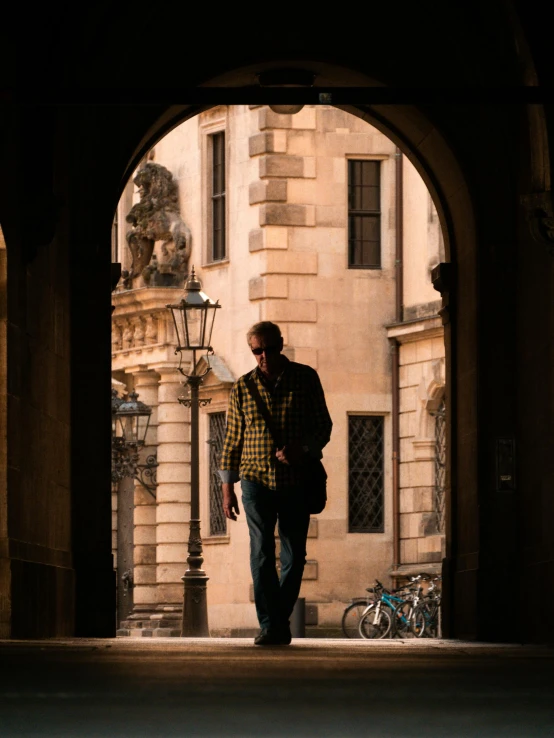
top-left (110, 82), bottom-right (477, 639)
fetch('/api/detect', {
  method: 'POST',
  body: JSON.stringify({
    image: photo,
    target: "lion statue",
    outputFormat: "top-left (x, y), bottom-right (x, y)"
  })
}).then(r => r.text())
top-left (125, 162), bottom-right (192, 283)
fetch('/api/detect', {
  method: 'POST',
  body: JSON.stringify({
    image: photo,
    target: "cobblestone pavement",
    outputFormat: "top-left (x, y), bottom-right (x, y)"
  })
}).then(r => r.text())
top-left (0, 638), bottom-right (553, 737)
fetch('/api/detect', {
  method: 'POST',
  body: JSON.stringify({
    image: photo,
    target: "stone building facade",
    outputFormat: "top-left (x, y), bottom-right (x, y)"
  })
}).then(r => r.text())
top-left (111, 104), bottom-right (445, 636)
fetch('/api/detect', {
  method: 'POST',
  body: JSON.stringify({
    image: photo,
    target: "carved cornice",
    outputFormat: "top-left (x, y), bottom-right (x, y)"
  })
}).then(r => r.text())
top-left (112, 286), bottom-right (183, 315)
top-left (112, 314), bottom-right (162, 353)
top-left (111, 288), bottom-right (181, 361)
top-left (385, 315), bottom-right (443, 343)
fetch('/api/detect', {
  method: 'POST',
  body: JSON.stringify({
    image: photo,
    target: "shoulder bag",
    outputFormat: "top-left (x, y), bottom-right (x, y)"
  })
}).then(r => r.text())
top-left (246, 375), bottom-right (327, 514)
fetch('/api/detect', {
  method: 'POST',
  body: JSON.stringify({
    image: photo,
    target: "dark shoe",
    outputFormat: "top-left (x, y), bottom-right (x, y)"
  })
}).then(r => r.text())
top-left (279, 623), bottom-right (292, 645)
top-left (254, 628), bottom-right (291, 646)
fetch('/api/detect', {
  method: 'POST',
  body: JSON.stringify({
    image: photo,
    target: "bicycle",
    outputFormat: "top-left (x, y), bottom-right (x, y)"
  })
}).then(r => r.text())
top-left (411, 576), bottom-right (442, 637)
top-left (341, 592), bottom-right (375, 638)
top-left (342, 573), bottom-right (436, 640)
top-left (357, 580), bottom-right (412, 639)
top-left (390, 576), bottom-right (428, 638)
top-left (341, 581), bottom-right (395, 638)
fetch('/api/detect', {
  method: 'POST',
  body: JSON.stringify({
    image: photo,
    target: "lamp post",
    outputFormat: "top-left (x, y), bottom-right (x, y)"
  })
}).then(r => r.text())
top-left (111, 388), bottom-right (158, 496)
top-left (166, 266), bottom-right (221, 637)
top-left (111, 387), bottom-right (158, 623)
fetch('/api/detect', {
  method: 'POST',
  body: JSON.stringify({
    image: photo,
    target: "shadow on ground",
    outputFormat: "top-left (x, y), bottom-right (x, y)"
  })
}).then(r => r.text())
top-left (0, 638), bottom-right (553, 737)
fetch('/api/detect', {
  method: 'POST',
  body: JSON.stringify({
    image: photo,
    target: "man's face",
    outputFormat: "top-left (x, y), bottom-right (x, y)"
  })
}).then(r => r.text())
top-left (249, 334), bottom-right (284, 378)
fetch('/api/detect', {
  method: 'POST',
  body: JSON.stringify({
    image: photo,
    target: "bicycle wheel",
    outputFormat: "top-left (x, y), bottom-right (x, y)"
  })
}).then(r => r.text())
top-left (341, 600), bottom-right (369, 638)
top-left (413, 602), bottom-right (440, 638)
top-left (391, 601), bottom-right (417, 638)
top-left (410, 604), bottom-right (430, 637)
top-left (358, 604), bottom-right (393, 639)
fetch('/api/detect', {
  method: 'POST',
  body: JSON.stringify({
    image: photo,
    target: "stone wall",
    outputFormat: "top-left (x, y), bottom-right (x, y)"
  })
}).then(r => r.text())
top-left (0, 118), bottom-right (74, 636)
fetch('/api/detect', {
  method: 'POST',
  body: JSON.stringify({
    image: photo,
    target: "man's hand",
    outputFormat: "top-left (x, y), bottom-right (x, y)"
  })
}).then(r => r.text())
top-left (222, 483), bottom-right (240, 521)
top-left (275, 443), bottom-right (307, 466)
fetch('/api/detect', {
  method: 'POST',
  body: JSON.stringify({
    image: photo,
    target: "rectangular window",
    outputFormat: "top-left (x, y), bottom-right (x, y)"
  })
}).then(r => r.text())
top-left (208, 412), bottom-right (227, 536)
top-left (348, 415), bottom-right (384, 532)
top-left (210, 131), bottom-right (226, 262)
top-left (348, 160), bottom-right (381, 268)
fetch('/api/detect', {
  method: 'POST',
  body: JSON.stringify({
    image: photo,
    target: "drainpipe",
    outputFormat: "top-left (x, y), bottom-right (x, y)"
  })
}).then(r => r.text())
top-left (391, 147), bottom-right (403, 585)
top-left (394, 148), bottom-right (404, 324)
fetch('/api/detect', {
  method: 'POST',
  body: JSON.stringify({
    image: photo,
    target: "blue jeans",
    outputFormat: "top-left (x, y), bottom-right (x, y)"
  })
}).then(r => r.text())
top-left (241, 480), bottom-right (311, 632)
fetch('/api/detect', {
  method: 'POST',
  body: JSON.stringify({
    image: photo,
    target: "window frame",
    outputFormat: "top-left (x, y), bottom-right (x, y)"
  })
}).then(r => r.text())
top-left (347, 413), bottom-right (385, 533)
top-left (347, 158), bottom-right (382, 270)
top-left (199, 108), bottom-right (229, 268)
top-left (198, 367), bottom-right (233, 546)
top-left (209, 130), bottom-right (226, 263)
top-left (431, 397), bottom-right (446, 534)
top-left (206, 410), bottom-right (228, 537)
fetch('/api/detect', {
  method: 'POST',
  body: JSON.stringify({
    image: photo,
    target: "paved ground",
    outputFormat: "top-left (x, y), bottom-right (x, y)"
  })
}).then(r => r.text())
top-left (0, 638), bottom-right (553, 737)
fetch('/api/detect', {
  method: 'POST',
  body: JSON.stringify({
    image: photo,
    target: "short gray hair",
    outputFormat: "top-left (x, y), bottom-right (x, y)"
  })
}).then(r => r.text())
top-left (246, 321), bottom-right (282, 345)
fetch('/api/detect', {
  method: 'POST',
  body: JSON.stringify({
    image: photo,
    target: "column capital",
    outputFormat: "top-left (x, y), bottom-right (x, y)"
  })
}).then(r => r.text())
top-left (150, 362), bottom-right (181, 377)
top-left (132, 368), bottom-right (161, 386)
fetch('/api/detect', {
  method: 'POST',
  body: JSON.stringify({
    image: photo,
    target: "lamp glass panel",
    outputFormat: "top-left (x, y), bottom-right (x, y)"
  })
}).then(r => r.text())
top-left (206, 305), bottom-right (218, 348)
top-left (137, 413), bottom-right (150, 445)
top-left (123, 416), bottom-right (134, 444)
top-left (186, 307), bottom-right (203, 348)
top-left (114, 416), bottom-right (126, 441)
top-left (178, 307), bottom-right (188, 350)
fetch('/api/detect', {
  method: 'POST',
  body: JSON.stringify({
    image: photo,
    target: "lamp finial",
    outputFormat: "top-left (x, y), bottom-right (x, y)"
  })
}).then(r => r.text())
top-left (185, 266), bottom-right (202, 292)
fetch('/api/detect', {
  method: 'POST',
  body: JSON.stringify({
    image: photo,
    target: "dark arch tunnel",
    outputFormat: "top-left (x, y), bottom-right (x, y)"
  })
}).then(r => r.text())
top-left (0, 1), bottom-right (553, 643)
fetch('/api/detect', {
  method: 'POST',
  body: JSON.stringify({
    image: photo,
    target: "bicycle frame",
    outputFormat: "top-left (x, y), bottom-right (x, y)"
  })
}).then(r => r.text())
top-left (360, 587), bottom-right (407, 634)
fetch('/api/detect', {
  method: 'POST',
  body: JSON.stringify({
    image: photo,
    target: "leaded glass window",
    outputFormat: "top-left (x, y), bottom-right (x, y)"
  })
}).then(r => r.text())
top-left (432, 398), bottom-right (446, 533)
top-left (208, 412), bottom-right (227, 536)
top-left (348, 415), bottom-right (384, 532)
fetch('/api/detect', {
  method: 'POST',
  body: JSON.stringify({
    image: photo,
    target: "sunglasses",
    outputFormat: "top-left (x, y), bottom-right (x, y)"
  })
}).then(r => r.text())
top-left (251, 345), bottom-right (280, 356)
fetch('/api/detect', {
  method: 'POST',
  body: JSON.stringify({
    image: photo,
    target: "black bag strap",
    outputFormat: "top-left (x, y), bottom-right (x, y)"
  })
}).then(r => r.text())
top-left (246, 374), bottom-right (283, 448)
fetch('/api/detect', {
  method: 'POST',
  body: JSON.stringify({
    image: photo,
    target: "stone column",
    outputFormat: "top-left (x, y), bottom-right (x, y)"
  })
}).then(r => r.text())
top-left (153, 364), bottom-right (190, 631)
top-left (131, 369), bottom-right (160, 620)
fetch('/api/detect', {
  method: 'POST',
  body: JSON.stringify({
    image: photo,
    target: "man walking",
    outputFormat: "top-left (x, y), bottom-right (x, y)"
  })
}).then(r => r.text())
top-left (219, 321), bottom-right (332, 645)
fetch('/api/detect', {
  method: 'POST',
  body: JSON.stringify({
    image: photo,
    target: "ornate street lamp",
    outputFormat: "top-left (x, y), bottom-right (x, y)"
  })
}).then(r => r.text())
top-left (166, 266), bottom-right (221, 637)
top-left (114, 390), bottom-right (152, 446)
top-left (111, 388), bottom-right (158, 496)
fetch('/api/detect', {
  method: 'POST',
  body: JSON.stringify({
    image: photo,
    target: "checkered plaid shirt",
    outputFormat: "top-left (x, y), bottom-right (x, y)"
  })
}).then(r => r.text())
top-left (219, 357), bottom-right (332, 489)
